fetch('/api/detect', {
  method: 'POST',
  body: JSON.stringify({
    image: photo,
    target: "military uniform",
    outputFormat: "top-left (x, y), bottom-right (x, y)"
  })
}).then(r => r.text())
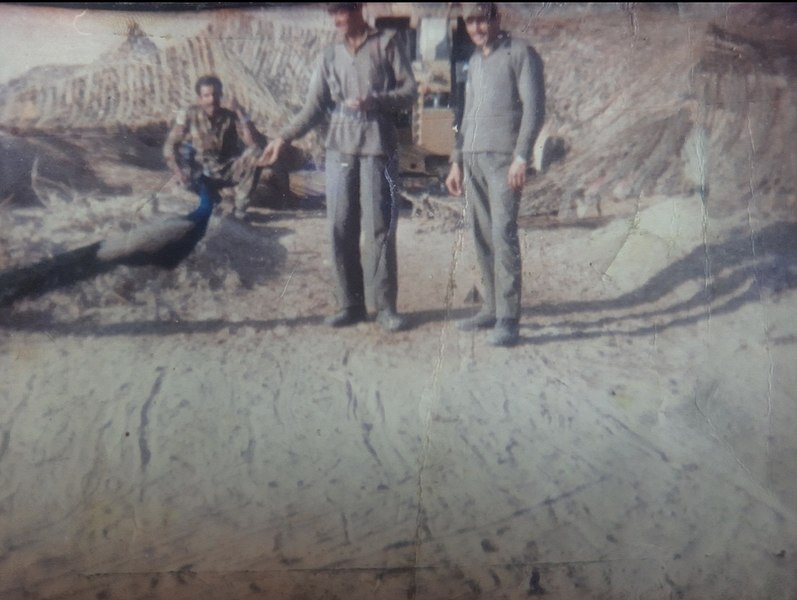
top-left (164, 105), bottom-right (263, 215)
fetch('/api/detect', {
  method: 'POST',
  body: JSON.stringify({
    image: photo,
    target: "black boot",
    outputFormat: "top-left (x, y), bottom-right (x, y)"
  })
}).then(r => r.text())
top-left (324, 305), bottom-right (367, 328)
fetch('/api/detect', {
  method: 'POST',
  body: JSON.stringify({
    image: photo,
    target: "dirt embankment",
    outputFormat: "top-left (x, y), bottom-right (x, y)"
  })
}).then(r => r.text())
top-left (1, 3), bottom-right (796, 316)
top-left (510, 4), bottom-right (797, 221)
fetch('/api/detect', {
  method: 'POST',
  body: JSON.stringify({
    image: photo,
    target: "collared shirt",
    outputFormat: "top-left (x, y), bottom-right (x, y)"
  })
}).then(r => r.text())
top-left (164, 106), bottom-right (245, 176)
top-left (451, 32), bottom-right (545, 165)
top-left (280, 27), bottom-right (417, 157)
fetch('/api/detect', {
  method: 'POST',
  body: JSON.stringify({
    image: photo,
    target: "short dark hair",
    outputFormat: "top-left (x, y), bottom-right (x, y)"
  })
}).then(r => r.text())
top-left (326, 3), bottom-right (362, 14)
top-left (195, 75), bottom-right (223, 96)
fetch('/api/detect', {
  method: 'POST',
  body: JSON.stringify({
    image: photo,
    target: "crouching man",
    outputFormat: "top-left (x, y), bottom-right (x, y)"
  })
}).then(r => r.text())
top-left (164, 75), bottom-right (264, 219)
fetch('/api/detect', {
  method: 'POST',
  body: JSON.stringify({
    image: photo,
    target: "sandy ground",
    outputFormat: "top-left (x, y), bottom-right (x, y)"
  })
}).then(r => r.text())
top-left (0, 4), bottom-right (796, 598)
top-left (1, 172), bottom-right (796, 598)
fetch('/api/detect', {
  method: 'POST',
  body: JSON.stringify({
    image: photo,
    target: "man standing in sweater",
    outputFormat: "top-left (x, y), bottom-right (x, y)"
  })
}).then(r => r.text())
top-left (259, 3), bottom-right (416, 332)
top-left (445, 2), bottom-right (545, 347)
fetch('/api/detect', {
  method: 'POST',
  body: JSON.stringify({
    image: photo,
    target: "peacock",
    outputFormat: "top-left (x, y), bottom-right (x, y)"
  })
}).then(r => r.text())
top-left (0, 178), bottom-right (218, 308)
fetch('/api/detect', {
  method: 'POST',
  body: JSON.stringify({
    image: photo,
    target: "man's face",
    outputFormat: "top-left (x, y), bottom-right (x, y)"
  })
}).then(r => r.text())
top-left (198, 84), bottom-right (221, 116)
top-left (465, 15), bottom-right (500, 50)
top-left (331, 8), bottom-right (363, 37)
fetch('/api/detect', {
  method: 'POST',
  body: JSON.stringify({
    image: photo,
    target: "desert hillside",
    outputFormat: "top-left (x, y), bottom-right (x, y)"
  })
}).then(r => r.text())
top-left (1, 4), bottom-right (794, 219)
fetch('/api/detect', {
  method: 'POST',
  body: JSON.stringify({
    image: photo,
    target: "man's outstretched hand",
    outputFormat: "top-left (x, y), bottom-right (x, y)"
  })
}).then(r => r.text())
top-left (258, 137), bottom-right (286, 167)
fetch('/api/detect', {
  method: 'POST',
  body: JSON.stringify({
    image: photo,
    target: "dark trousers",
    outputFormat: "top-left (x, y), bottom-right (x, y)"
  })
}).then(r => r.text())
top-left (325, 151), bottom-right (399, 313)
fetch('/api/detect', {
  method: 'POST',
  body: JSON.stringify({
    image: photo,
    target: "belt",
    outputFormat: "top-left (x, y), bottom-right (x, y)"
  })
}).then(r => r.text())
top-left (333, 104), bottom-right (381, 121)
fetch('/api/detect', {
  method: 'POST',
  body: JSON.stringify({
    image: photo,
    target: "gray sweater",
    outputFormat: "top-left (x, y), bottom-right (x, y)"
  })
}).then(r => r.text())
top-left (280, 28), bottom-right (417, 157)
top-left (451, 32), bottom-right (545, 165)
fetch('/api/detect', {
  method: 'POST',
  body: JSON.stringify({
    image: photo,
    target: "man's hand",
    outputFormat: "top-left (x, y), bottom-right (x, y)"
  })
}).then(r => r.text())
top-left (344, 95), bottom-right (377, 112)
top-left (508, 158), bottom-right (527, 191)
top-left (258, 138), bottom-right (286, 167)
top-left (445, 163), bottom-right (464, 197)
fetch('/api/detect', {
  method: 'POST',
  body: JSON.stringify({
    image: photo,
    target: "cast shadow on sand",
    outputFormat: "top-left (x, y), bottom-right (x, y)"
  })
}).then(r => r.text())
top-left (0, 215), bottom-right (291, 323)
top-left (0, 312), bottom-right (327, 338)
top-left (2, 222), bottom-right (795, 344)
top-left (405, 221), bottom-right (797, 346)
top-left (513, 220), bottom-right (797, 346)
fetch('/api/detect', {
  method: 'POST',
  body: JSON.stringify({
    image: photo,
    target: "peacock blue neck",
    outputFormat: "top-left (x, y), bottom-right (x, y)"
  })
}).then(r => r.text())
top-left (187, 179), bottom-right (216, 223)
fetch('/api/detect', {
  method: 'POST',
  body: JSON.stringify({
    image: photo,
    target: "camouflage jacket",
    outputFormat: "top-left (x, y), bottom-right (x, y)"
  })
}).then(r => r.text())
top-left (164, 106), bottom-right (248, 177)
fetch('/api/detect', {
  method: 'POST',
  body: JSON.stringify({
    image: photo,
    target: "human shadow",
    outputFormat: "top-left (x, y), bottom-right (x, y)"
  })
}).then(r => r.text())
top-left (514, 220), bottom-right (797, 345)
top-left (0, 311), bottom-right (325, 338)
top-left (401, 305), bottom-right (480, 330)
top-left (405, 221), bottom-right (797, 345)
